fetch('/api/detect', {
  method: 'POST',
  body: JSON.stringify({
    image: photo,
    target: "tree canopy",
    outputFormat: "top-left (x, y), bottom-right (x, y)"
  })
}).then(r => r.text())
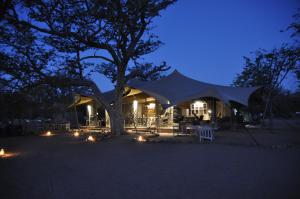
top-left (1, 0), bottom-right (176, 135)
top-left (233, 10), bottom-right (300, 123)
top-left (233, 46), bottom-right (299, 91)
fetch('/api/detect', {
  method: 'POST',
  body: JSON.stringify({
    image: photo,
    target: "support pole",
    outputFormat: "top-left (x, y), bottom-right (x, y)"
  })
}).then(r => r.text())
top-left (211, 98), bottom-right (217, 128)
top-left (155, 100), bottom-right (160, 134)
top-left (74, 105), bottom-right (79, 129)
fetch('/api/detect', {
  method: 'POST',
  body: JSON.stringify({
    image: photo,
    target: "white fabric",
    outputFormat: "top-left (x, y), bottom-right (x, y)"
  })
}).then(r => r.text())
top-left (127, 70), bottom-right (259, 107)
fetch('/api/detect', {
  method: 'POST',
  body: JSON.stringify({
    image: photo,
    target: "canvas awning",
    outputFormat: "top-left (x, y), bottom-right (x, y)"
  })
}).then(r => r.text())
top-left (127, 70), bottom-right (259, 107)
top-left (67, 94), bottom-right (94, 108)
top-left (69, 70), bottom-right (259, 108)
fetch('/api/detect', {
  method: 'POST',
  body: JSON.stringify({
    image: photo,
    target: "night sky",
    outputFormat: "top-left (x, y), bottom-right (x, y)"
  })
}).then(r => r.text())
top-left (91, 0), bottom-right (299, 92)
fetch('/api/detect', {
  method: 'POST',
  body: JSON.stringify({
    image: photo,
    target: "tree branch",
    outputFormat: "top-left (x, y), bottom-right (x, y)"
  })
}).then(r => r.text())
top-left (80, 55), bottom-right (114, 63)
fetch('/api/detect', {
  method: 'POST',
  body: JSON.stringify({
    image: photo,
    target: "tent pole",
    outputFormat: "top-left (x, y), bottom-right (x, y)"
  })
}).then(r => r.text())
top-left (211, 98), bottom-right (217, 127)
top-left (155, 100), bottom-right (160, 134)
top-left (74, 105), bottom-right (79, 129)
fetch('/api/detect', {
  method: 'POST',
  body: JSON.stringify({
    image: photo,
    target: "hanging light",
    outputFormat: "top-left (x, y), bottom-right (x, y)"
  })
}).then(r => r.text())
top-left (133, 100), bottom-right (138, 112)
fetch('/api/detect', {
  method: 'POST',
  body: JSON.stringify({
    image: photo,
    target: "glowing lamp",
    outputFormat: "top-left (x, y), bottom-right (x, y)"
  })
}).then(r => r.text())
top-left (87, 135), bottom-right (95, 142)
top-left (74, 132), bottom-right (80, 137)
top-left (133, 100), bottom-right (138, 112)
top-left (0, 148), bottom-right (5, 156)
top-left (137, 136), bottom-right (146, 142)
top-left (46, 131), bottom-right (52, 136)
top-left (0, 148), bottom-right (17, 158)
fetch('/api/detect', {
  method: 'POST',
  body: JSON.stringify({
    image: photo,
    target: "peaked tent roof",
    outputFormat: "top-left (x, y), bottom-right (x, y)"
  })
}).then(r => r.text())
top-left (127, 70), bottom-right (259, 107)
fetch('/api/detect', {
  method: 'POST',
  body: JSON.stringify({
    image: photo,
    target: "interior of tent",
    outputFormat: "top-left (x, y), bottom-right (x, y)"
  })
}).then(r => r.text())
top-left (68, 70), bottom-right (259, 133)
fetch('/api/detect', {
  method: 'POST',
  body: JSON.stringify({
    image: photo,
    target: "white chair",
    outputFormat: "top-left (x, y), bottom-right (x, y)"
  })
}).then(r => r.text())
top-left (196, 126), bottom-right (214, 142)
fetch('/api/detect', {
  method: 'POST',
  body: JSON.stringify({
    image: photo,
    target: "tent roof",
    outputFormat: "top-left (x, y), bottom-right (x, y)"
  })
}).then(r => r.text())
top-left (70, 70), bottom-right (259, 108)
top-left (67, 94), bottom-right (95, 108)
top-left (127, 70), bottom-right (259, 107)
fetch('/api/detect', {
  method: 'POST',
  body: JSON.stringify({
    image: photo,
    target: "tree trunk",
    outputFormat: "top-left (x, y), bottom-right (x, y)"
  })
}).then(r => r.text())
top-left (211, 98), bottom-right (217, 128)
top-left (262, 89), bottom-right (273, 127)
top-left (109, 94), bottom-right (124, 136)
top-left (109, 70), bottom-right (126, 136)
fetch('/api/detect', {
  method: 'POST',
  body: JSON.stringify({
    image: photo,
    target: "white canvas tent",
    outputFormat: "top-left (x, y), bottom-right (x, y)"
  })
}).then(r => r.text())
top-left (126, 70), bottom-right (259, 108)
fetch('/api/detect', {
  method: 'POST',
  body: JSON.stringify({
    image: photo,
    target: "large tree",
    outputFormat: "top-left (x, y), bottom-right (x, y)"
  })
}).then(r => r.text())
top-left (3, 0), bottom-right (175, 135)
top-left (233, 46), bottom-right (299, 123)
top-left (286, 9), bottom-right (300, 85)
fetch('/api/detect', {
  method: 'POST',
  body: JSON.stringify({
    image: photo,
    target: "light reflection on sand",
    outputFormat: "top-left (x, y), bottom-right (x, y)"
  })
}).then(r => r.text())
top-left (0, 152), bottom-right (19, 159)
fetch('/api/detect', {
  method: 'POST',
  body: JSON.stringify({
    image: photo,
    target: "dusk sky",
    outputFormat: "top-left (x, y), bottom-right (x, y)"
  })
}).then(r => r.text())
top-left (92, 0), bottom-right (299, 92)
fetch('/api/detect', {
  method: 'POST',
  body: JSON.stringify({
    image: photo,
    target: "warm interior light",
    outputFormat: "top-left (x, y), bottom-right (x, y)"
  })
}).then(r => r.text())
top-left (147, 103), bottom-right (156, 109)
top-left (0, 148), bottom-right (5, 156)
top-left (74, 132), bottom-right (79, 137)
top-left (233, 108), bottom-right (238, 115)
top-left (194, 101), bottom-right (204, 108)
top-left (208, 109), bottom-right (212, 114)
top-left (133, 100), bottom-right (138, 112)
top-left (87, 135), bottom-right (95, 142)
top-left (87, 105), bottom-right (92, 116)
top-left (87, 105), bottom-right (92, 125)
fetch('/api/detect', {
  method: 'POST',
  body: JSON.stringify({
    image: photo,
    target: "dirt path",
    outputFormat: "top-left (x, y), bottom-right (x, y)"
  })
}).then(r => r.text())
top-left (1, 134), bottom-right (300, 199)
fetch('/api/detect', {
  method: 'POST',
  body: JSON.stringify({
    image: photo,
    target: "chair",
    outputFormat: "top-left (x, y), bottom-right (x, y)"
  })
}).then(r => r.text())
top-left (196, 126), bottom-right (214, 142)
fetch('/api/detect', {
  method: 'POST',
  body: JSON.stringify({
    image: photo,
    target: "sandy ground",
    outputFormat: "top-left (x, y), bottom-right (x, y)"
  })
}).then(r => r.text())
top-left (1, 131), bottom-right (300, 199)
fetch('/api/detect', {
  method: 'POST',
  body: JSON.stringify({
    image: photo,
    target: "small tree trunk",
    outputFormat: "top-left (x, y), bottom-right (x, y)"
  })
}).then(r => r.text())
top-left (262, 89), bottom-right (273, 127)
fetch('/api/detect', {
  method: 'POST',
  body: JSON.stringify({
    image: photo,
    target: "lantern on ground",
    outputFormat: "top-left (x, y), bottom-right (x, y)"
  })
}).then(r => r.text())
top-left (0, 148), bottom-right (5, 156)
top-left (87, 135), bottom-right (95, 142)
top-left (137, 136), bottom-right (146, 142)
top-left (45, 131), bottom-right (53, 136)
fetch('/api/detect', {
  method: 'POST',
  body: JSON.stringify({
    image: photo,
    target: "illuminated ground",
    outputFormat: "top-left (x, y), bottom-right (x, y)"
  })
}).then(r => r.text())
top-left (0, 130), bottom-right (300, 199)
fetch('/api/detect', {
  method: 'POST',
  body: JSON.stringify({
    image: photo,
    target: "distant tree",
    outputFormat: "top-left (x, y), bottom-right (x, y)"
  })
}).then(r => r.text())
top-left (286, 9), bottom-right (300, 87)
top-left (3, 0), bottom-right (175, 135)
top-left (286, 9), bottom-right (300, 41)
top-left (0, 13), bottom-right (90, 120)
top-left (233, 46), bottom-right (299, 124)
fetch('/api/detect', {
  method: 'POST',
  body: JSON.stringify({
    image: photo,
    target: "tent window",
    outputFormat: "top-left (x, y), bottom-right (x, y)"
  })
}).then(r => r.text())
top-left (190, 100), bottom-right (207, 116)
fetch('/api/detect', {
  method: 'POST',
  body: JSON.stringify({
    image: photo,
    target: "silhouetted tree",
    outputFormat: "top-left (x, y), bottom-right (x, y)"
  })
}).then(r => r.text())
top-left (233, 46), bottom-right (299, 124)
top-left (286, 9), bottom-right (300, 87)
top-left (2, 0), bottom-right (175, 135)
top-left (287, 9), bottom-right (300, 41)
